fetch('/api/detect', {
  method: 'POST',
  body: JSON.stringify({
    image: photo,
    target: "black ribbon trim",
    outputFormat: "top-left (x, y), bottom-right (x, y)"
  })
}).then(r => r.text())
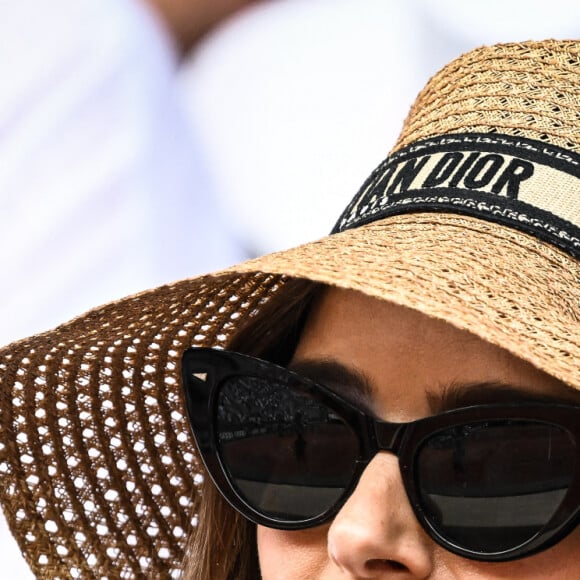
top-left (331, 134), bottom-right (580, 259)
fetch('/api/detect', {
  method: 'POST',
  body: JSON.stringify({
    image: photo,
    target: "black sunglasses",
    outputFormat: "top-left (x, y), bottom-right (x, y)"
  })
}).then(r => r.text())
top-left (181, 347), bottom-right (580, 562)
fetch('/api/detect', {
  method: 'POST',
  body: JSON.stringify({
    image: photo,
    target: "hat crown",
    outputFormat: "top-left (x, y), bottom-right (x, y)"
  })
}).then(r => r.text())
top-left (333, 40), bottom-right (580, 259)
top-left (395, 40), bottom-right (580, 154)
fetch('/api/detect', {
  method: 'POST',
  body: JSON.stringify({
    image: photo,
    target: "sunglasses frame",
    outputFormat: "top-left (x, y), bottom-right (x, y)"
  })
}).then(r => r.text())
top-left (181, 347), bottom-right (580, 562)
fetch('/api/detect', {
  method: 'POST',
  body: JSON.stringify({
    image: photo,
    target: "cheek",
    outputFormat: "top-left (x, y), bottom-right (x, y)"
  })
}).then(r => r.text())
top-left (257, 526), bottom-right (328, 580)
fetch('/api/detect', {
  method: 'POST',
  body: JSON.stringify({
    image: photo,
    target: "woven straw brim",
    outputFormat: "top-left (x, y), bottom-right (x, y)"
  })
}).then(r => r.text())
top-left (231, 212), bottom-right (579, 389)
top-left (0, 211), bottom-right (578, 578)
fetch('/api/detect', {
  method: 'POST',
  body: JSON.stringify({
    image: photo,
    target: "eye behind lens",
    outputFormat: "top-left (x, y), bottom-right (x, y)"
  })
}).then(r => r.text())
top-left (215, 375), bottom-right (360, 522)
top-left (415, 420), bottom-right (576, 555)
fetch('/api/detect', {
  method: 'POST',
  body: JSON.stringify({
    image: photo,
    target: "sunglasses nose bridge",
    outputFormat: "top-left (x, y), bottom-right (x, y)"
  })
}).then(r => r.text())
top-left (373, 421), bottom-right (406, 456)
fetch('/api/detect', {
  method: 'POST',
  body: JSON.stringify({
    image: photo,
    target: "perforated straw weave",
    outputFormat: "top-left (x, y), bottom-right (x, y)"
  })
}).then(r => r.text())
top-left (0, 273), bottom-right (285, 578)
top-left (0, 39), bottom-right (579, 578)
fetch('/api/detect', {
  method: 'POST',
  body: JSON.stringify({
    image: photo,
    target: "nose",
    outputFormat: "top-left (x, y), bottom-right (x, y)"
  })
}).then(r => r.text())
top-left (327, 453), bottom-right (434, 578)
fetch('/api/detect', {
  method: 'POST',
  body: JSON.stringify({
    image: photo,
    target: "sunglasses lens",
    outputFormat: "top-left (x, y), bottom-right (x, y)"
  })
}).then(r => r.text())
top-left (215, 375), bottom-right (359, 523)
top-left (416, 420), bottom-right (576, 553)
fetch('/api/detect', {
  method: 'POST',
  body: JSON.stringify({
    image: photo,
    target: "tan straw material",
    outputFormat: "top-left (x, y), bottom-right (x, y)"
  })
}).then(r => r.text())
top-left (1, 39), bottom-right (579, 578)
top-left (397, 40), bottom-right (580, 152)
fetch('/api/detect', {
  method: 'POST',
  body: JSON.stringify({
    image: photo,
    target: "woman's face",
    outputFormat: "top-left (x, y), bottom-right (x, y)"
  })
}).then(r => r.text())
top-left (257, 288), bottom-right (580, 579)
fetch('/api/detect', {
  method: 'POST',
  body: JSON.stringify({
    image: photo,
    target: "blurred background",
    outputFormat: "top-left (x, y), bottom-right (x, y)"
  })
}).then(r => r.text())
top-left (1, 0), bottom-right (578, 575)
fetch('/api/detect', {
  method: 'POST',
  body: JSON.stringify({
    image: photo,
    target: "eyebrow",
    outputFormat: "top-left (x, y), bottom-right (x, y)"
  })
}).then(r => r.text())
top-left (428, 381), bottom-right (580, 414)
top-left (288, 358), bottom-right (580, 416)
top-left (287, 359), bottom-right (375, 411)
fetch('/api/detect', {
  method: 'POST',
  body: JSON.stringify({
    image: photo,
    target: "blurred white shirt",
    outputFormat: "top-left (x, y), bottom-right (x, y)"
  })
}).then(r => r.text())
top-left (0, 0), bottom-right (245, 348)
top-left (0, 0), bottom-right (245, 575)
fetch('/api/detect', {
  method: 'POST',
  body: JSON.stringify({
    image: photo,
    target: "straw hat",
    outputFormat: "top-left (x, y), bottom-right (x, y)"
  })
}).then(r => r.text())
top-left (1, 39), bottom-right (579, 578)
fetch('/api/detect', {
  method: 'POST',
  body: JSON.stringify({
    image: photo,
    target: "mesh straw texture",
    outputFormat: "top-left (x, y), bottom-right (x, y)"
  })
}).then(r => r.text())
top-left (0, 40), bottom-right (579, 577)
top-left (0, 274), bottom-right (284, 578)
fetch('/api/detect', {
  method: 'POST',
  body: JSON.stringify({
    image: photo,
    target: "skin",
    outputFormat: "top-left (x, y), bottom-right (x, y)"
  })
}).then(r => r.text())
top-left (257, 287), bottom-right (580, 579)
top-left (146, 0), bottom-right (259, 55)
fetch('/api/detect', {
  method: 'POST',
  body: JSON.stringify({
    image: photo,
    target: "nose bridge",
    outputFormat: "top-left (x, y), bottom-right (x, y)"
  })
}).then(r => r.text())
top-left (327, 442), bottom-right (434, 577)
top-left (373, 419), bottom-right (406, 454)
